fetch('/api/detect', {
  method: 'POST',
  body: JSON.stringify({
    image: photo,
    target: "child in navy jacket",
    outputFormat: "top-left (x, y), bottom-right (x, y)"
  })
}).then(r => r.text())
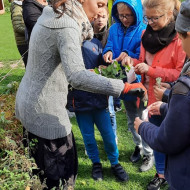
top-left (134, 1), bottom-right (190, 189)
top-left (67, 38), bottom-right (128, 182)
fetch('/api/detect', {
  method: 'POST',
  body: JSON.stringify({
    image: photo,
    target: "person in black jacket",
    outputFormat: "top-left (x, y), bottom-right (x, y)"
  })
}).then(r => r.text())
top-left (22, 0), bottom-right (47, 41)
top-left (67, 38), bottom-right (128, 182)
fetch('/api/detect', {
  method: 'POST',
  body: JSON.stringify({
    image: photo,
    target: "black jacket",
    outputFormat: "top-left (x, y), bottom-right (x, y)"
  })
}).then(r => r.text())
top-left (23, 0), bottom-right (45, 41)
top-left (67, 38), bottom-right (108, 112)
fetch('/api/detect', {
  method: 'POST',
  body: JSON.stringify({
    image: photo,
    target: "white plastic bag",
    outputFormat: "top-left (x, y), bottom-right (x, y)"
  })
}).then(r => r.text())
top-left (125, 66), bottom-right (136, 83)
top-left (142, 109), bottom-right (149, 121)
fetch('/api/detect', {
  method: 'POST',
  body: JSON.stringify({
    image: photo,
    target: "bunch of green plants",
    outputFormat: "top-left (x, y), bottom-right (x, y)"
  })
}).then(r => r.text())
top-left (0, 137), bottom-right (46, 190)
top-left (94, 60), bottom-right (128, 79)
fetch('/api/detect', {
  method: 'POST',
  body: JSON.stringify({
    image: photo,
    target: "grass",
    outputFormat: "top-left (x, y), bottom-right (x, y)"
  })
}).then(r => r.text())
top-left (0, 13), bottom-right (20, 61)
top-left (0, 9), bottom-right (169, 190)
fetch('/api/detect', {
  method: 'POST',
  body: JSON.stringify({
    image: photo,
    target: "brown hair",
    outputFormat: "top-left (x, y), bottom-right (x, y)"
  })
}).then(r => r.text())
top-left (143, 0), bottom-right (181, 19)
top-left (99, 5), bottom-right (109, 16)
top-left (52, 0), bottom-right (67, 16)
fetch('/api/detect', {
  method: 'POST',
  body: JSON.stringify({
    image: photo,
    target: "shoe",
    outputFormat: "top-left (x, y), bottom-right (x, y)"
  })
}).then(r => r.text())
top-left (114, 106), bottom-right (122, 112)
top-left (147, 173), bottom-right (167, 190)
top-left (92, 163), bottom-right (103, 181)
top-left (111, 163), bottom-right (129, 182)
top-left (139, 155), bottom-right (154, 172)
top-left (130, 146), bottom-right (141, 163)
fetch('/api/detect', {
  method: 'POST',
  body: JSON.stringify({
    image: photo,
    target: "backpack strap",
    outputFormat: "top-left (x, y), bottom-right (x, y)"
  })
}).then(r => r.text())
top-left (172, 75), bottom-right (190, 96)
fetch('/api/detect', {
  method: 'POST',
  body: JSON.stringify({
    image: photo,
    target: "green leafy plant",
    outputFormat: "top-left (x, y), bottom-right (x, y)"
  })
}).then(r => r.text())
top-left (94, 60), bottom-right (126, 79)
top-left (5, 81), bottom-right (19, 94)
top-left (0, 112), bottom-right (12, 125)
top-left (0, 137), bottom-right (46, 190)
top-left (156, 77), bottom-right (162, 88)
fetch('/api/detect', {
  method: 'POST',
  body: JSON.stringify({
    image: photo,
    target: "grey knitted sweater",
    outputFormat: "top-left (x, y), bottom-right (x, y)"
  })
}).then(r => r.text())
top-left (15, 6), bottom-right (125, 140)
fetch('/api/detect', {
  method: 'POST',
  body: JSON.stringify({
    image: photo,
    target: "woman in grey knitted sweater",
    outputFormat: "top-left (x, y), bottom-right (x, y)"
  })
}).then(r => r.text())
top-left (15, 0), bottom-right (146, 188)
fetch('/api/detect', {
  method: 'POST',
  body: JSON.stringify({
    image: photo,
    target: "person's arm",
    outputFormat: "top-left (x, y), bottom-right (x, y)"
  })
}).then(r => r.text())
top-left (139, 92), bottom-right (190, 155)
top-left (146, 41), bottom-right (186, 82)
top-left (102, 26), bottom-right (115, 58)
top-left (11, 4), bottom-right (25, 35)
top-left (57, 27), bottom-right (124, 97)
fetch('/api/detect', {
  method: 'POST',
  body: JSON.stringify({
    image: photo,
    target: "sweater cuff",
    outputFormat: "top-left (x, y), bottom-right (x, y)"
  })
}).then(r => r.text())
top-left (147, 66), bottom-right (154, 76)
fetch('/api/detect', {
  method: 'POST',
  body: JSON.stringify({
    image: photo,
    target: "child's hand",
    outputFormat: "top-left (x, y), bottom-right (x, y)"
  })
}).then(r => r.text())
top-left (154, 85), bottom-right (166, 101)
top-left (121, 56), bottom-right (133, 67)
top-left (98, 65), bottom-right (107, 70)
top-left (148, 101), bottom-right (163, 116)
top-left (134, 117), bottom-right (143, 133)
top-left (116, 52), bottom-right (128, 62)
top-left (160, 82), bottom-right (171, 89)
top-left (103, 51), bottom-right (113, 63)
top-left (135, 63), bottom-right (149, 74)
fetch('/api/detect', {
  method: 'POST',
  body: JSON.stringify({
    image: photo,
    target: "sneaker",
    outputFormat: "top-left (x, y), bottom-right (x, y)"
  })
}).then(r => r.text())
top-left (92, 163), bottom-right (103, 181)
top-left (111, 163), bottom-right (129, 182)
top-left (139, 155), bottom-right (154, 172)
top-left (130, 146), bottom-right (141, 163)
top-left (114, 106), bottom-right (122, 112)
top-left (147, 173), bottom-right (167, 190)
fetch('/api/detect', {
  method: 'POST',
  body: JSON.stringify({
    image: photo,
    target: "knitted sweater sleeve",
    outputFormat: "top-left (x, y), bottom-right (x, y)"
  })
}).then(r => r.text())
top-left (57, 27), bottom-right (124, 97)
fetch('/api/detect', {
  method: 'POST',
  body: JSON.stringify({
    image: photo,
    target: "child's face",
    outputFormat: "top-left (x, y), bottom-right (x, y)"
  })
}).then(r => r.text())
top-left (178, 32), bottom-right (190, 58)
top-left (117, 6), bottom-right (135, 28)
top-left (144, 8), bottom-right (172, 31)
top-left (93, 9), bottom-right (109, 32)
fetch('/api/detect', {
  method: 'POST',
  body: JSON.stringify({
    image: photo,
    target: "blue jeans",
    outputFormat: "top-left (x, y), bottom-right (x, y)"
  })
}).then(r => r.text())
top-left (149, 115), bottom-right (166, 175)
top-left (75, 109), bottom-right (119, 165)
top-left (124, 100), bottom-right (153, 156)
top-left (108, 96), bottom-right (117, 141)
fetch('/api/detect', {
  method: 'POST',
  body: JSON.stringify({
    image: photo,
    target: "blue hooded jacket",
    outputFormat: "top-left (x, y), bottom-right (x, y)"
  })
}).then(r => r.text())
top-left (104, 0), bottom-right (146, 101)
top-left (103, 0), bottom-right (146, 59)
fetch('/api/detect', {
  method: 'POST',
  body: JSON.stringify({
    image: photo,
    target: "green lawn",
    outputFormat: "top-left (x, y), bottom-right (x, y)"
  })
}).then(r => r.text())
top-left (0, 10), bottom-right (169, 190)
top-left (0, 13), bottom-right (20, 61)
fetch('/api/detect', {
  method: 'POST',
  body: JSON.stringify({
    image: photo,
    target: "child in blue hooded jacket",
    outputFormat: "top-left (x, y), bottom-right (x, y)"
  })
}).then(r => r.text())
top-left (103, 0), bottom-right (153, 170)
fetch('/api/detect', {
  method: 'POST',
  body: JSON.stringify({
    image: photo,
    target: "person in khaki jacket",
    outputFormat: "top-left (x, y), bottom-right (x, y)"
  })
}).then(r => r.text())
top-left (10, 0), bottom-right (28, 67)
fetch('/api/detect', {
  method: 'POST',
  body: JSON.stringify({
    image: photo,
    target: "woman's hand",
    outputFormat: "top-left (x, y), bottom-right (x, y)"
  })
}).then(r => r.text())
top-left (134, 117), bottom-right (143, 133)
top-left (148, 101), bottom-right (163, 116)
top-left (116, 52), bottom-right (128, 62)
top-left (154, 85), bottom-right (166, 101)
top-left (135, 63), bottom-right (149, 74)
top-left (103, 51), bottom-right (113, 63)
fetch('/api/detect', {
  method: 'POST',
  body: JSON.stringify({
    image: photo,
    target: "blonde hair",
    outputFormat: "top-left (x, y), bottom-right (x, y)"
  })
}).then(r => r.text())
top-left (117, 2), bottom-right (129, 11)
top-left (143, 0), bottom-right (181, 15)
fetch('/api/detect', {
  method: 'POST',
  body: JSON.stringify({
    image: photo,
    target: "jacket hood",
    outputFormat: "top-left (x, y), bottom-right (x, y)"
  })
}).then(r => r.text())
top-left (23, 0), bottom-right (45, 8)
top-left (112, 0), bottom-right (144, 26)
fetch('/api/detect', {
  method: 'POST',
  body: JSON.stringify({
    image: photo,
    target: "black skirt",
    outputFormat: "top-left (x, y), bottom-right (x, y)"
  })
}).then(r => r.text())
top-left (24, 129), bottom-right (78, 189)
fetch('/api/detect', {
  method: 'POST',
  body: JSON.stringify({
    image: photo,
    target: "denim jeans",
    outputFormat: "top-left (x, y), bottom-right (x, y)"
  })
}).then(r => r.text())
top-left (124, 100), bottom-right (153, 156)
top-left (108, 96), bottom-right (117, 141)
top-left (75, 109), bottom-right (119, 165)
top-left (149, 115), bottom-right (166, 175)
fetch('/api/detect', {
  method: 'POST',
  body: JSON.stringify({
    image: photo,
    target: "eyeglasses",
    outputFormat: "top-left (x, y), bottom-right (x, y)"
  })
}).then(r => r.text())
top-left (143, 14), bottom-right (165, 24)
top-left (118, 14), bottom-right (134, 20)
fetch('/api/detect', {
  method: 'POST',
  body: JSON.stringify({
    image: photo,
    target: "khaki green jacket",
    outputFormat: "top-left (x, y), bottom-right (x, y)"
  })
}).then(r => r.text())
top-left (10, 1), bottom-right (27, 45)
